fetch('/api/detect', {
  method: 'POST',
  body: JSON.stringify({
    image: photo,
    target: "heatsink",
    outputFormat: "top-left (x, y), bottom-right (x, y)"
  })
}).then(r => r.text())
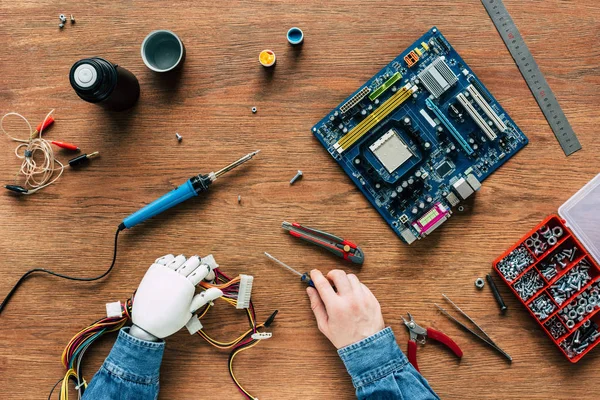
top-left (418, 57), bottom-right (457, 98)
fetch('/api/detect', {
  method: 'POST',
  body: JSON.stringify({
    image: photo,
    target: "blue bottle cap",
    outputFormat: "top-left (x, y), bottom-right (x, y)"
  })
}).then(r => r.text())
top-left (287, 27), bottom-right (304, 46)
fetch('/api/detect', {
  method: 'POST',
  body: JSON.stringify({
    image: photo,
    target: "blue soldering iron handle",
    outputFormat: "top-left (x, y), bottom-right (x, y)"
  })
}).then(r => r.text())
top-left (122, 180), bottom-right (198, 229)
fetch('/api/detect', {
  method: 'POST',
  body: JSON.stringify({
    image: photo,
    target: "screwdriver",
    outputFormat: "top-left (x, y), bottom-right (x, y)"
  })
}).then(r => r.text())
top-left (120, 150), bottom-right (260, 229)
top-left (264, 252), bottom-right (315, 288)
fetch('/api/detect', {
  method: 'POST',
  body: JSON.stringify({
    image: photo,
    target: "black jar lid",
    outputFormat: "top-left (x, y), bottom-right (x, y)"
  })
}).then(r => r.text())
top-left (69, 57), bottom-right (117, 103)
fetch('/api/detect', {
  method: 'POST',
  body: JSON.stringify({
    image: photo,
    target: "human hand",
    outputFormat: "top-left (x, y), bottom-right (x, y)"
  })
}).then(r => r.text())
top-left (130, 254), bottom-right (223, 341)
top-left (306, 269), bottom-right (385, 349)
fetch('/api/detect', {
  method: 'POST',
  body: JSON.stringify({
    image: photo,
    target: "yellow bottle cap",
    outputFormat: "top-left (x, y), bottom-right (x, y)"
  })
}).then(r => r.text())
top-left (259, 50), bottom-right (276, 67)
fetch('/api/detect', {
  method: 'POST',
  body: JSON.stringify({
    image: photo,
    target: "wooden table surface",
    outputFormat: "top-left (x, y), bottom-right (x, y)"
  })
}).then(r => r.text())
top-left (1, 0), bottom-right (599, 398)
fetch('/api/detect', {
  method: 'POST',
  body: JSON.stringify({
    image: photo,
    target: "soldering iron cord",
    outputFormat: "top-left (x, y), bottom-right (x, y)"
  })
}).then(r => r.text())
top-left (0, 226), bottom-right (123, 315)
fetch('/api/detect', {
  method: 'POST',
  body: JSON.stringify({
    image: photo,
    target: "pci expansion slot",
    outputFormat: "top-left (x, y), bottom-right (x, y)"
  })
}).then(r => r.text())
top-left (457, 93), bottom-right (497, 141)
top-left (466, 85), bottom-right (507, 132)
top-left (426, 97), bottom-right (474, 155)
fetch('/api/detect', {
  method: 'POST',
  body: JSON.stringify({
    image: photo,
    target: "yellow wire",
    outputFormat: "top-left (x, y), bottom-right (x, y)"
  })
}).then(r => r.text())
top-left (229, 341), bottom-right (261, 399)
top-left (60, 368), bottom-right (86, 400)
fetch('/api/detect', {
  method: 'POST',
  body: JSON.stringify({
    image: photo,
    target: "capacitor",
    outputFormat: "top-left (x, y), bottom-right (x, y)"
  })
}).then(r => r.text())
top-left (437, 126), bottom-right (444, 134)
top-left (426, 196), bottom-right (433, 203)
top-left (473, 144), bottom-right (479, 150)
top-left (361, 109), bottom-right (367, 116)
top-left (391, 191), bottom-right (397, 199)
top-left (396, 186), bottom-right (403, 194)
top-left (403, 117), bottom-right (412, 127)
top-left (354, 158), bottom-right (361, 165)
top-left (408, 177), bottom-right (414, 185)
top-left (402, 181), bottom-right (408, 188)
top-left (424, 142), bottom-right (431, 150)
top-left (415, 170), bottom-right (422, 178)
top-left (419, 202), bottom-right (425, 209)
top-left (69, 57), bottom-right (140, 111)
top-left (375, 183), bottom-right (381, 189)
top-left (334, 111), bottom-right (339, 118)
top-left (411, 207), bottom-right (418, 214)
top-left (469, 138), bottom-right (475, 144)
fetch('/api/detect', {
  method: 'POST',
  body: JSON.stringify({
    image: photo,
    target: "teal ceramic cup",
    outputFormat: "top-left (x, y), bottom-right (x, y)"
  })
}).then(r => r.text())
top-left (141, 30), bottom-right (185, 72)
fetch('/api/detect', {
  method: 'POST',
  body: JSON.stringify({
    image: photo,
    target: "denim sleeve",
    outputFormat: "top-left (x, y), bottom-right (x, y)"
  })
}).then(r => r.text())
top-left (338, 327), bottom-right (440, 400)
top-left (82, 327), bottom-right (164, 400)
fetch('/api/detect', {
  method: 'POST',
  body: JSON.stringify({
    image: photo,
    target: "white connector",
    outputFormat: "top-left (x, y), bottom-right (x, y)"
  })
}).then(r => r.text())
top-left (236, 274), bottom-right (254, 309)
top-left (106, 301), bottom-right (123, 318)
top-left (251, 332), bottom-right (272, 340)
top-left (185, 315), bottom-right (203, 335)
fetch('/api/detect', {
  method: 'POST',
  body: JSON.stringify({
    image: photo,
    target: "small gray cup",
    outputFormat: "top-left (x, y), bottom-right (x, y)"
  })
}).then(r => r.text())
top-left (141, 30), bottom-right (185, 72)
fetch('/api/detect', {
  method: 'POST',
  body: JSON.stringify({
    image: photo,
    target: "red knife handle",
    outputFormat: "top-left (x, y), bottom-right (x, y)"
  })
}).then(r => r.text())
top-left (407, 339), bottom-right (419, 372)
top-left (426, 327), bottom-right (463, 359)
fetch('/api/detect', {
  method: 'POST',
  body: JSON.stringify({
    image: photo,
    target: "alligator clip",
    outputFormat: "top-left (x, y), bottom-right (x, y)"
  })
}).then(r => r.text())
top-left (282, 221), bottom-right (364, 264)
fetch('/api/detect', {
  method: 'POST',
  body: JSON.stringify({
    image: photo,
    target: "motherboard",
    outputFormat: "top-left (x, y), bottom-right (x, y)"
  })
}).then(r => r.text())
top-left (312, 27), bottom-right (528, 244)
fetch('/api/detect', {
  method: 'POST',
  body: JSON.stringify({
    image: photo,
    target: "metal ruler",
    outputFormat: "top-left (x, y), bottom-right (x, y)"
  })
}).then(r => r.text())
top-left (481, 0), bottom-right (581, 156)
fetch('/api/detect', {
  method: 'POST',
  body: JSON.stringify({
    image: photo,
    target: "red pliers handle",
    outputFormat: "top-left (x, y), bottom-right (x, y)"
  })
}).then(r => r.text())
top-left (407, 327), bottom-right (463, 372)
top-left (402, 313), bottom-right (463, 372)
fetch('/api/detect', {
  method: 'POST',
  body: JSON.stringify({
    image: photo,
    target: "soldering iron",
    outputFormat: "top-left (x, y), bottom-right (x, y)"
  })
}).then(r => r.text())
top-left (119, 150), bottom-right (260, 229)
top-left (1, 150), bottom-right (260, 315)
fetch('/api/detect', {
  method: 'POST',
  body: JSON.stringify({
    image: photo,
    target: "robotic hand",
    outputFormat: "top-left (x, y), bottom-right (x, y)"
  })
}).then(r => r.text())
top-left (129, 254), bottom-right (224, 341)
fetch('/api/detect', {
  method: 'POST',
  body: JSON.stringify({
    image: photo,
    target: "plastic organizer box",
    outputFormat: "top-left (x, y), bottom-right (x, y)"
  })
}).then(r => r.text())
top-left (493, 174), bottom-right (600, 362)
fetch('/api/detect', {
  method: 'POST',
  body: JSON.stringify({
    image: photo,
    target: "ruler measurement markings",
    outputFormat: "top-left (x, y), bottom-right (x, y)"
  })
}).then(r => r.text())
top-left (481, 0), bottom-right (581, 155)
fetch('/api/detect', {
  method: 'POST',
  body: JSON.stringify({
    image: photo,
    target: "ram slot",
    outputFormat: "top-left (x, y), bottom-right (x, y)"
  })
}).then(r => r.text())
top-left (466, 85), bottom-right (507, 133)
top-left (425, 98), bottom-right (474, 155)
top-left (456, 93), bottom-right (497, 141)
top-left (335, 84), bottom-right (416, 153)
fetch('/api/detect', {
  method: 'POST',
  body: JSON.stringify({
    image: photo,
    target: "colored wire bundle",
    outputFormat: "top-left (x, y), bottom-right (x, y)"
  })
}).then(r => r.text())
top-left (198, 268), bottom-right (278, 399)
top-left (1, 110), bottom-right (64, 194)
top-left (50, 299), bottom-right (132, 400)
top-left (52, 265), bottom-right (277, 400)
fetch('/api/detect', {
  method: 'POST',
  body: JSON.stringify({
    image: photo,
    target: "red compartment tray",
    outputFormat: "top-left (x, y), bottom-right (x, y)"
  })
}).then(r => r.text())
top-left (493, 215), bottom-right (600, 363)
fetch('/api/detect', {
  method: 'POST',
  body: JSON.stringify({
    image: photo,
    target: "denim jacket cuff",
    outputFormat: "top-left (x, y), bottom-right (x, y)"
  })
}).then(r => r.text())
top-left (337, 327), bottom-right (407, 388)
top-left (102, 327), bottom-right (165, 385)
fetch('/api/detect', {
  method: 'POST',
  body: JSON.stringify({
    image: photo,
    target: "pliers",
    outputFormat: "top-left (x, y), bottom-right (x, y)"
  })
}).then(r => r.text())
top-left (402, 312), bottom-right (463, 372)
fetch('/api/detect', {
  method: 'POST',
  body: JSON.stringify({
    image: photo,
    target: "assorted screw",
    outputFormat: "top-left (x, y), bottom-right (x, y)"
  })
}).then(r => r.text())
top-left (251, 107), bottom-right (257, 114)
top-left (549, 259), bottom-right (592, 306)
top-left (175, 132), bottom-right (182, 142)
top-left (70, 14), bottom-right (76, 24)
top-left (289, 170), bottom-right (303, 185)
top-left (529, 293), bottom-right (556, 320)
top-left (497, 246), bottom-right (534, 282)
top-left (558, 280), bottom-right (600, 329)
top-left (538, 244), bottom-right (579, 281)
top-left (525, 224), bottom-right (563, 256)
top-left (560, 322), bottom-right (600, 359)
top-left (545, 316), bottom-right (568, 340)
top-left (513, 269), bottom-right (545, 301)
top-left (486, 273), bottom-right (508, 313)
top-left (59, 14), bottom-right (67, 23)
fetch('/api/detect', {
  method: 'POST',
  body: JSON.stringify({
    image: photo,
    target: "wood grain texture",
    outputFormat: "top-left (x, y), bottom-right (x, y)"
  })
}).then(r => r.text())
top-left (1, 0), bottom-right (599, 398)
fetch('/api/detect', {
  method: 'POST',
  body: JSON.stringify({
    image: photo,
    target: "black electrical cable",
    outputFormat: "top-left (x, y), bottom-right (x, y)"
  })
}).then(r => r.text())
top-left (0, 226), bottom-right (123, 315)
top-left (47, 378), bottom-right (63, 400)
